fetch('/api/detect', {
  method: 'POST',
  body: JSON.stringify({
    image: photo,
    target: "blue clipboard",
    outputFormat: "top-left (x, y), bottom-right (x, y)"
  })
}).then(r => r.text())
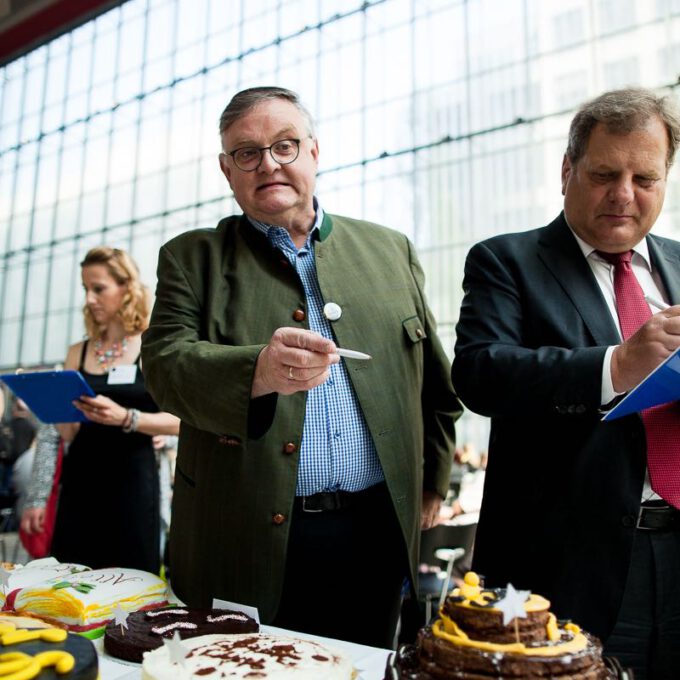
top-left (602, 346), bottom-right (680, 420)
top-left (0, 370), bottom-right (96, 423)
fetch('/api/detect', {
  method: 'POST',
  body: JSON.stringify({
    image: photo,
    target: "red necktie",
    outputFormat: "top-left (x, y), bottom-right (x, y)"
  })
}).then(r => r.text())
top-left (598, 250), bottom-right (680, 509)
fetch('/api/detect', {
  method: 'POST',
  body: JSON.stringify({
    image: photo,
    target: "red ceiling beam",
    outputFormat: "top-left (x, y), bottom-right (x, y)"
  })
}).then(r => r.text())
top-left (0, 0), bottom-right (124, 67)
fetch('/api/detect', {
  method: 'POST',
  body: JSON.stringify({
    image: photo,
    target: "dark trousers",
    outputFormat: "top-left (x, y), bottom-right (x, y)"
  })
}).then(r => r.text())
top-left (604, 528), bottom-right (680, 679)
top-left (271, 482), bottom-right (408, 649)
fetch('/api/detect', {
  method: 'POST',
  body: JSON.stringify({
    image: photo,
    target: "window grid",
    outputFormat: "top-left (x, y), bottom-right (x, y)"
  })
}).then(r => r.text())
top-left (2, 0), bottom-right (680, 448)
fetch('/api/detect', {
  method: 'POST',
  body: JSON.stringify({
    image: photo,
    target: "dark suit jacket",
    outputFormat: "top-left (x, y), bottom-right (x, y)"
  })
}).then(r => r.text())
top-left (142, 212), bottom-right (461, 621)
top-left (451, 213), bottom-right (680, 640)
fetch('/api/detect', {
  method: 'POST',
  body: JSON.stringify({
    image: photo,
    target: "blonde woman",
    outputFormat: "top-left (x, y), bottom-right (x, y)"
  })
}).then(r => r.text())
top-left (28, 247), bottom-right (179, 572)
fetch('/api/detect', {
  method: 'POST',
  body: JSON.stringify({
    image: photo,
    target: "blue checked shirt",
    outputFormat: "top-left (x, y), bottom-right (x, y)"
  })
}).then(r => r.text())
top-left (248, 202), bottom-right (384, 495)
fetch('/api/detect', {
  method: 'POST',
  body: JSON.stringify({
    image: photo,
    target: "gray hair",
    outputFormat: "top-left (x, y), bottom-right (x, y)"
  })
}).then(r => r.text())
top-left (566, 87), bottom-right (680, 169)
top-left (219, 86), bottom-right (316, 142)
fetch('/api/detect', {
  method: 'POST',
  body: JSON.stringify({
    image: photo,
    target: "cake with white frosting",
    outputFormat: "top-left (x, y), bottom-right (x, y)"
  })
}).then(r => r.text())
top-left (8, 567), bottom-right (168, 637)
top-left (141, 633), bottom-right (354, 679)
top-left (0, 558), bottom-right (90, 608)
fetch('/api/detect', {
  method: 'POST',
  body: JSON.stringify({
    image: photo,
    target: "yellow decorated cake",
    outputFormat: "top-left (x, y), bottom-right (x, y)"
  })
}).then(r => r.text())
top-left (0, 621), bottom-right (98, 679)
top-left (385, 572), bottom-right (627, 679)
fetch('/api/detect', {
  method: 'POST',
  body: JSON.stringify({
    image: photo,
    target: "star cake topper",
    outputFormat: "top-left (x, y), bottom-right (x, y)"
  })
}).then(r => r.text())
top-left (495, 582), bottom-right (530, 626)
top-left (112, 604), bottom-right (129, 629)
top-left (163, 630), bottom-right (189, 667)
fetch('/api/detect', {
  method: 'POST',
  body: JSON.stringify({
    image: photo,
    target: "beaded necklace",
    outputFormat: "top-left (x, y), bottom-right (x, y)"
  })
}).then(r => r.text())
top-left (93, 336), bottom-right (129, 372)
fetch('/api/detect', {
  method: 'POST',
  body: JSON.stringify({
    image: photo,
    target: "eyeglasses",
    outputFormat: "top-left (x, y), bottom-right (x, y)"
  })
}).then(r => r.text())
top-left (226, 138), bottom-right (304, 172)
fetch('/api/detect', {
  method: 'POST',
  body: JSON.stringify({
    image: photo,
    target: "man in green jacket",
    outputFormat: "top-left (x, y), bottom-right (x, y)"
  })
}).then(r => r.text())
top-left (141, 86), bottom-right (461, 648)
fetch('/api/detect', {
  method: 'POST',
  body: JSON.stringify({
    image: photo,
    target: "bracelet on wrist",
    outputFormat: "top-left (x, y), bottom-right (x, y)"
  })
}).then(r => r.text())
top-left (122, 408), bottom-right (140, 433)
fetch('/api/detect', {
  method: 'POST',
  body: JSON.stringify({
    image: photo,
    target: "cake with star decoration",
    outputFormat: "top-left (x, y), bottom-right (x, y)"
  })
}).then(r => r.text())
top-left (385, 572), bottom-right (630, 679)
top-left (103, 606), bottom-right (259, 662)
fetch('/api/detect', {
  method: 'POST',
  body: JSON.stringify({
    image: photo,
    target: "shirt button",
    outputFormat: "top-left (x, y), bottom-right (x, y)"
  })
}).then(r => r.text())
top-left (272, 513), bottom-right (286, 525)
top-left (292, 309), bottom-right (306, 322)
top-left (283, 442), bottom-right (297, 455)
top-left (415, 328), bottom-right (424, 338)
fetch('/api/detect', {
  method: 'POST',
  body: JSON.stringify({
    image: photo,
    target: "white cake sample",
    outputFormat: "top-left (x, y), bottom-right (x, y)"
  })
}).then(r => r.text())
top-left (142, 633), bottom-right (354, 680)
top-left (10, 567), bottom-right (168, 631)
top-left (0, 558), bottom-right (90, 606)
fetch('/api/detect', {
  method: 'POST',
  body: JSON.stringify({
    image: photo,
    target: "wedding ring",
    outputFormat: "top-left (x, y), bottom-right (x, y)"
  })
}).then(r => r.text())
top-left (288, 366), bottom-right (294, 380)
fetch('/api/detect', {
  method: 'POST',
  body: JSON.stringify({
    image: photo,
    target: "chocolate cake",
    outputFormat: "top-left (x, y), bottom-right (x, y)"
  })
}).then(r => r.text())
top-left (0, 624), bottom-right (98, 680)
top-left (386, 572), bottom-right (630, 679)
top-left (103, 606), bottom-right (259, 662)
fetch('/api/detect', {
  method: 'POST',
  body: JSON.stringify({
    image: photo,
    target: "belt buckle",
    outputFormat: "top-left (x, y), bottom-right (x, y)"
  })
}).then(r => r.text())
top-left (636, 506), bottom-right (652, 530)
top-left (301, 496), bottom-right (324, 513)
top-left (636, 505), bottom-right (669, 530)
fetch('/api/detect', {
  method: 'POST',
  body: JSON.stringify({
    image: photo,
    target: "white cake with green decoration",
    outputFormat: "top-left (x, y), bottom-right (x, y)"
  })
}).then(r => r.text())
top-left (7, 567), bottom-right (168, 638)
top-left (0, 558), bottom-right (90, 608)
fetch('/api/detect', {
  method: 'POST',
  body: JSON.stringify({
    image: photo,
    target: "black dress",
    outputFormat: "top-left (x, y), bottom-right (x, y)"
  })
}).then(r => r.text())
top-left (51, 342), bottom-right (161, 573)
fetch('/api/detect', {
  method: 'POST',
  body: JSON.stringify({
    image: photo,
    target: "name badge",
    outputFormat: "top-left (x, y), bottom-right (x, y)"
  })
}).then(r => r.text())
top-left (107, 364), bottom-right (137, 385)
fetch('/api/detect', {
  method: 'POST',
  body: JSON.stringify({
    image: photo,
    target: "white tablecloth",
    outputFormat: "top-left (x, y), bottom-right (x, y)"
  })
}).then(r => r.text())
top-left (96, 625), bottom-right (391, 680)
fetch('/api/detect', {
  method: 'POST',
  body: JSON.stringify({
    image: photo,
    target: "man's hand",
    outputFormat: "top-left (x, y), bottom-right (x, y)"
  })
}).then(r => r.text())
top-left (251, 327), bottom-right (340, 398)
top-left (421, 489), bottom-right (443, 530)
top-left (611, 306), bottom-right (680, 393)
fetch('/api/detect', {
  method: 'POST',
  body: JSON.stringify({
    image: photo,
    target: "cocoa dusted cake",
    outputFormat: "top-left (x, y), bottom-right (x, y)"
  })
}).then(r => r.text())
top-left (386, 572), bottom-right (631, 679)
top-left (141, 633), bottom-right (355, 679)
top-left (104, 606), bottom-right (259, 662)
top-left (0, 622), bottom-right (98, 680)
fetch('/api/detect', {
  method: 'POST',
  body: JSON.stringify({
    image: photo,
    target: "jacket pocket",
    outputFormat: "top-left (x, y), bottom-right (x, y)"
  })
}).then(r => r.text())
top-left (175, 462), bottom-right (196, 488)
top-left (402, 315), bottom-right (427, 343)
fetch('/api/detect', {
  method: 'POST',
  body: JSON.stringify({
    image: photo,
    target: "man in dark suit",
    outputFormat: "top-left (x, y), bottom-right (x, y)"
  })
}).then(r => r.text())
top-left (142, 86), bottom-right (461, 648)
top-left (452, 87), bottom-right (680, 678)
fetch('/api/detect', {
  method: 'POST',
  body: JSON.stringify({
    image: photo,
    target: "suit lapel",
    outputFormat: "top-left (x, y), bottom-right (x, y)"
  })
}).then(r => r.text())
top-left (537, 214), bottom-right (621, 346)
top-left (647, 235), bottom-right (680, 304)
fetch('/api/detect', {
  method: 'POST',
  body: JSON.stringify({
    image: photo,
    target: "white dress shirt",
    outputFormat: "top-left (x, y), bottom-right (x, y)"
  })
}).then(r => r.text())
top-left (569, 226), bottom-right (667, 503)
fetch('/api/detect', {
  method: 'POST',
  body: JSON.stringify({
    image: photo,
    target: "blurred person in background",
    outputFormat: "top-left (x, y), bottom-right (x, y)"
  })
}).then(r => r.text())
top-left (7, 399), bottom-right (36, 467)
top-left (22, 247), bottom-right (179, 573)
top-left (0, 397), bottom-right (36, 501)
top-left (16, 424), bottom-right (60, 537)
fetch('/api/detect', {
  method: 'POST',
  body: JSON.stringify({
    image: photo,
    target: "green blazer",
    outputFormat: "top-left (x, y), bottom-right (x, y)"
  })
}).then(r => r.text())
top-left (141, 212), bottom-right (461, 620)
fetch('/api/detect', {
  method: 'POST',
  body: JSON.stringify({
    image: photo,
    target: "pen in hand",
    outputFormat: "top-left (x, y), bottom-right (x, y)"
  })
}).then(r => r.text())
top-left (335, 348), bottom-right (371, 360)
top-left (644, 294), bottom-right (670, 311)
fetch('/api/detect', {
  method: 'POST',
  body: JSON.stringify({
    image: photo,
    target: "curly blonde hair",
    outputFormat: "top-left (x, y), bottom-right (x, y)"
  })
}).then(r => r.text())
top-left (81, 247), bottom-right (150, 340)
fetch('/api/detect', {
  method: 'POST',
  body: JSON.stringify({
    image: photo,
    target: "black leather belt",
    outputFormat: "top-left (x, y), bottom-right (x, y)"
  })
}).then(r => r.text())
top-left (294, 482), bottom-right (386, 513)
top-left (637, 504), bottom-right (680, 531)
